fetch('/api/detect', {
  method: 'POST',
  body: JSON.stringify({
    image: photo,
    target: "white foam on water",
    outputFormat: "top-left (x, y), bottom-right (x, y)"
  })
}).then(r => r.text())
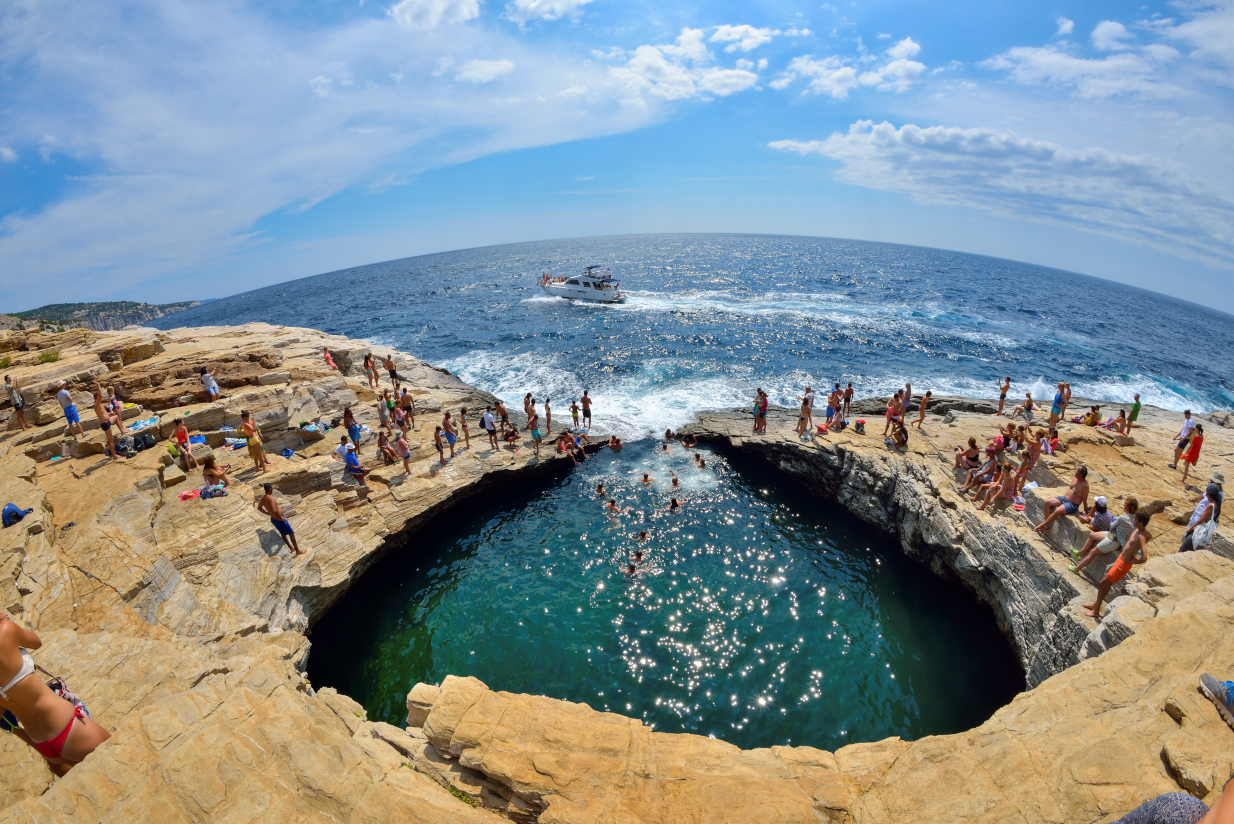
top-left (441, 345), bottom-right (1221, 441)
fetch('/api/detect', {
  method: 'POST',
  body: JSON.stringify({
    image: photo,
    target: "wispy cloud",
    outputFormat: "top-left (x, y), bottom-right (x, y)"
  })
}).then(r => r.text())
top-left (1055, 17), bottom-right (1074, 36)
top-left (389, 0), bottom-right (480, 29)
top-left (770, 120), bottom-right (1234, 269)
top-left (982, 42), bottom-right (1180, 98)
top-left (709, 25), bottom-right (780, 53)
top-left (503, 0), bottom-right (594, 25)
top-left (456, 58), bottom-right (517, 83)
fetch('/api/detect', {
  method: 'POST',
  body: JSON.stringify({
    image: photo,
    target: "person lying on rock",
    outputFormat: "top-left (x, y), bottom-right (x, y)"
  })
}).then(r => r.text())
top-left (1034, 466), bottom-right (1089, 533)
top-left (1083, 511), bottom-right (1150, 619)
top-left (0, 615), bottom-right (111, 776)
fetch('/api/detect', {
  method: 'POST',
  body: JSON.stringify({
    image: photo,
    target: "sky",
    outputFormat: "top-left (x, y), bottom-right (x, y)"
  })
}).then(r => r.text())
top-left (2, 0), bottom-right (1233, 312)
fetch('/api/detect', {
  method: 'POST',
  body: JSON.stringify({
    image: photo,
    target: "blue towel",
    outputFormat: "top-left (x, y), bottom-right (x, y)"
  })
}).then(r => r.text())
top-left (280, 448), bottom-right (294, 459)
top-left (188, 435), bottom-right (207, 445)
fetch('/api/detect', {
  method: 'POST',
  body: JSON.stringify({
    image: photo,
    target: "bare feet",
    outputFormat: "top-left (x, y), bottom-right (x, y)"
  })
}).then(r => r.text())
top-left (1083, 605), bottom-right (1100, 618)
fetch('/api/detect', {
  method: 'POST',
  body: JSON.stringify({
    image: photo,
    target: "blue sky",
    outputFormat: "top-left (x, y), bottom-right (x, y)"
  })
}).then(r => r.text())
top-left (2, 0), bottom-right (1233, 311)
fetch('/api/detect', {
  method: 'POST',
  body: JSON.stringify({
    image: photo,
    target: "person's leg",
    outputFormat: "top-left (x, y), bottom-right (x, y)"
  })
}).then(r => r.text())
top-left (1181, 533), bottom-right (1195, 553)
top-left (402, 456), bottom-right (410, 473)
top-left (1181, 460), bottom-right (1191, 482)
top-left (105, 429), bottom-right (116, 459)
top-left (464, 428), bottom-right (470, 448)
top-left (1035, 500), bottom-right (1063, 532)
top-left (114, 413), bottom-right (128, 435)
top-left (1173, 443), bottom-right (1184, 467)
top-left (288, 531), bottom-right (302, 554)
top-left (1083, 578), bottom-right (1113, 617)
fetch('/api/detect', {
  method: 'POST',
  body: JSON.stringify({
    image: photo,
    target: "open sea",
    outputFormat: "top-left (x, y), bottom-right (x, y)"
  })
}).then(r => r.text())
top-left (153, 234), bottom-right (1234, 440)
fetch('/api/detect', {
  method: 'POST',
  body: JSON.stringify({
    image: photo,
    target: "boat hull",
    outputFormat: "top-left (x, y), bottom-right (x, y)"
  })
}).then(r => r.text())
top-left (540, 284), bottom-right (625, 303)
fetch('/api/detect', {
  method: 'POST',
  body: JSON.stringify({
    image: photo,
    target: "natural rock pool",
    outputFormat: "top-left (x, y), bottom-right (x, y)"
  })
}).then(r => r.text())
top-left (308, 440), bottom-right (1023, 750)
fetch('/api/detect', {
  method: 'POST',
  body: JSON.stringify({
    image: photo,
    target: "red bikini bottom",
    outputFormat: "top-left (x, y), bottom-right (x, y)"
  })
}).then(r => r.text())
top-left (32, 705), bottom-right (86, 760)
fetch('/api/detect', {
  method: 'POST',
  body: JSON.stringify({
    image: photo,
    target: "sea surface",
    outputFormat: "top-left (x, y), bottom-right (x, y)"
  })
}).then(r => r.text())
top-left (305, 441), bottom-right (1024, 750)
top-left (153, 233), bottom-right (1234, 440)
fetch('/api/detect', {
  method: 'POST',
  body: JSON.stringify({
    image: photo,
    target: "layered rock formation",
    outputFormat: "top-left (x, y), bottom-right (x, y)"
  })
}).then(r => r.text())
top-left (0, 325), bottom-right (1231, 823)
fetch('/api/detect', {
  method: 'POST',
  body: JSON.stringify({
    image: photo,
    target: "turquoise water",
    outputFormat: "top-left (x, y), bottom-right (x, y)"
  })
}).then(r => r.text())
top-left (307, 441), bottom-right (1024, 750)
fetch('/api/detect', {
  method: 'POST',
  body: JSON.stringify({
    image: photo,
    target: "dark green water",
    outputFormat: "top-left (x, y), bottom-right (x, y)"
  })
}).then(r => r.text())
top-left (307, 440), bottom-right (1023, 750)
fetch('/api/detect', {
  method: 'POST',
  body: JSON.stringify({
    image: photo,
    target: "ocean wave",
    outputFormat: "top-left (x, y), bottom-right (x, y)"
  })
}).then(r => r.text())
top-left (440, 349), bottom-right (1224, 440)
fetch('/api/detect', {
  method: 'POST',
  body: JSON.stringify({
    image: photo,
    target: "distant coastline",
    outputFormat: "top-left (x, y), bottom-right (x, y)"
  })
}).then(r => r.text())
top-left (1, 299), bottom-right (213, 333)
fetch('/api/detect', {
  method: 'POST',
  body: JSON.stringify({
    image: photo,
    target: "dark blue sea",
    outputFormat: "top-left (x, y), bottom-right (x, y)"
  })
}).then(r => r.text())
top-left (154, 234), bottom-right (1234, 437)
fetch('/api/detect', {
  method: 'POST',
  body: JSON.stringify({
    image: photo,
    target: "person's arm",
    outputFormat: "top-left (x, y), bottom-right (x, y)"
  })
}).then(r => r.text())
top-left (0, 617), bottom-right (42, 650)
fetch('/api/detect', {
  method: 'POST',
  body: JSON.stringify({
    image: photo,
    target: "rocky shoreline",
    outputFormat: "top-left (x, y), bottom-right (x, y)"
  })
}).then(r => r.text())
top-left (0, 324), bottom-right (1232, 823)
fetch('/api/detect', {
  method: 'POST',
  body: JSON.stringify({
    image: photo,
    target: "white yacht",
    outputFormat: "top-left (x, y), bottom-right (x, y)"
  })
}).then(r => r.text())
top-left (539, 266), bottom-right (626, 304)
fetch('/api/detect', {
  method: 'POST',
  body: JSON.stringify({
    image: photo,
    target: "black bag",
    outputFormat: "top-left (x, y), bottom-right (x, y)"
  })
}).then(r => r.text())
top-left (116, 435), bottom-right (135, 455)
top-left (141, 432), bottom-right (157, 450)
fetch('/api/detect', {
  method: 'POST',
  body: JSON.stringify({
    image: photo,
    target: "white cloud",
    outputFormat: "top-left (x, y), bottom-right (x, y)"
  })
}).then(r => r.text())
top-left (885, 36), bottom-right (920, 60)
top-left (769, 120), bottom-right (1234, 269)
top-left (785, 27), bottom-right (812, 37)
top-left (456, 58), bottom-right (516, 82)
top-left (782, 56), bottom-right (859, 98)
top-left (0, 0), bottom-right (706, 308)
top-left (503, 0), bottom-right (593, 24)
top-left (983, 44), bottom-right (1179, 98)
top-left (774, 36), bottom-right (926, 96)
top-left (389, 0), bottom-right (480, 29)
top-left (1092, 20), bottom-right (1134, 50)
top-left (1055, 17), bottom-right (1074, 36)
top-left (610, 28), bottom-right (759, 102)
top-left (1163, 0), bottom-right (1234, 74)
top-left (709, 25), bottom-right (780, 53)
top-left (0, 147), bottom-right (17, 162)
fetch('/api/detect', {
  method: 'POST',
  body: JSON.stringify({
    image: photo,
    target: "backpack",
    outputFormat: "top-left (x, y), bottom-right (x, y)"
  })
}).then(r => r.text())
top-left (115, 435), bottom-right (135, 456)
top-left (141, 432), bottom-right (157, 450)
top-left (854, 420), bottom-right (866, 435)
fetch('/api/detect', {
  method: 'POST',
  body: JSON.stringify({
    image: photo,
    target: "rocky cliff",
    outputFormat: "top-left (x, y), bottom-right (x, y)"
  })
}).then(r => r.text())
top-left (5, 301), bottom-right (201, 332)
top-left (0, 325), bottom-right (1231, 823)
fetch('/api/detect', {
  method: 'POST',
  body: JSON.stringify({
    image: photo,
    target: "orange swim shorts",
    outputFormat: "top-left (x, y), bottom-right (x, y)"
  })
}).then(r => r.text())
top-left (1106, 555), bottom-right (1133, 584)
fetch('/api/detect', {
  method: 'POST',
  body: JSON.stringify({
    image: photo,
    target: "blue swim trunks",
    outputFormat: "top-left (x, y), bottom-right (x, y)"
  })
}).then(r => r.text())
top-left (1060, 500), bottom-right (1079, 516)
top-left (445, 432), bottom-right (456, 445)
top-left (530, 429), bottom-right (542, 440)
top-left (64, 404), bottom-right (80, 425)
top-left (271, 517), bottom-right (294, 536)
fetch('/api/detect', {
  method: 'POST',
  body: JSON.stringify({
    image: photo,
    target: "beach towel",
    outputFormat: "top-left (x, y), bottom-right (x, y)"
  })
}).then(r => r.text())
top-left (188, 435), bottom-right (207, 445)
top-left (280, 448), bottom-right (294, 459)
top-left (128, 417), bottom-right (159, 432)
top-left (178, 489), bottom-right (201, 502)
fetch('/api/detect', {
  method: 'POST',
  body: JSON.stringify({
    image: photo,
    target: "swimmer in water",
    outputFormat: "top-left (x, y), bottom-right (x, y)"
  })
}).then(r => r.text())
top-left (626, 562), bottom-right (637, 575)
top-left (606, 499), bottom-right (632, 515)
top-left (633, 549), bottom-right (644, 563)
top-left (667, 497), bottom-right (681, 512)
top-left (693, 454), bottom-right (706, 468)
top-left (670, 470), bottom-right (679, 489)
top-left (641, 472), bottom-right (654, 486)
top-left (637, 530), bottom-right (647, 542)
top-left (661, 443), bottom-right (670, 452)
top-left (596, 483), bottom-right (605, 497)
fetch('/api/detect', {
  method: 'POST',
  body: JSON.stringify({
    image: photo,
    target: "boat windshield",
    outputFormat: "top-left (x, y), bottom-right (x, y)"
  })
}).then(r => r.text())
top-left (566, 279), bottom-right (580, 285)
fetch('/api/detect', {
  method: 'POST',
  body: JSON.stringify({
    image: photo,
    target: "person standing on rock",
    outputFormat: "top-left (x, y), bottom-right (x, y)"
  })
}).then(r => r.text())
top-left (377, 392), bottom-right (393, 434)
top-left (1180, 424), bottom-right (1205, 483)
top-left (399, 388), bottom-right (416, 431)
top-left (0, 615), bottom-right (112, 776)
top-left (93, 382), bottom-right (127, 435)
top-left (395, 430), bottom-right (413, 474)
top-left (1060, 382), bottom-right (1073, 420)
top-left (494, 400), bottom-right (509, 436)
top-left (996, 377), bottom-right (1011, 416)
top-left (199, 367), bottom-right (223, 402)
top-left (797, 387), bottom-right (814, 431)
top-left (240, 410), bottom-right (270, 473)
top-left (363, 353), bottom-right (378, 391)
top-left (527, 409), bottom-right (543, 458)
top-left (343, 408), bottom-right (363, 457)
top-left (842, 383), bottom-right (854, 417)
top-left (1049, 383), bottom-right (1064, 428)
top-left (1127, 393), bottom-right (1141, 430)
top-left (258, 483), bottom-right (303, 556)
top-left (911, 391), bottom-right (932, 429)
top-left (459, 407), bottom-right (471, 450)
top-left (482, 407), bottom-right (498, 449)
top-left (1034, 466), bottom-right (1090, 533)
top-left (794, 395), bottom-right (811, 436)
top-left (4, 376), bottom-right (29, 431)
top-left (384, 354), bottom-right (400, 391)
top-left (581, 391), bottom-right (593, 428)
top-left (1082, 511), bottom-right (1150, 618)
top-left (441, 411), bottom-right (457, 459)
top-left (56, 384), bottom-right (87, 440)
top-left (91, 387), bottom-right (118, 459)
top-left (324, 348), bottom-right (337, 370)
top-left (1171, 410), bottom-right (1197, 469)
top-left (544, 398), bottom-right (552, 434)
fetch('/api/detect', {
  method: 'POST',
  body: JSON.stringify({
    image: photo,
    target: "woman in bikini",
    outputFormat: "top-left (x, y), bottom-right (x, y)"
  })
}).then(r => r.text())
top-left (240, 410), bottom-right (270, 473)
top-left (953, 437), bottom-right (981, 470)
top-left (795, 396), bottom-right (811, 435)
top-left (363, 353), bottom-right (378, 391)
top-left (459, 407), bottom-right (471, 450)
top-left (201, 456), bottom-right (231, 487)
top-left (0, 615), bottom-right (111, 775)
top-left (544, 398), bottom-right (552, 434)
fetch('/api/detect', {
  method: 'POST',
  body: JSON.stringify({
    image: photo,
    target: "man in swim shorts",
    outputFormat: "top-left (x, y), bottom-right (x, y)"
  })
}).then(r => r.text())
top-left (91, 387), bottom-right (117, 458)
top-left (441, 411), bottom-right (457, 459)
top-left (996, 377), bottom-right (1011, 416)
top-left (1172, 409), bottom-right (1196, 469)
top-left (258, 483), bottom-right (303, 556)
top-left (482, 407), bottom-right (498, 449)
top-left (56, 385), bottom-right (87, 439)
top-left (580, 391), bottom-right (592, 426)
top-left (843, 383), bottom-right (853, 417)
top-left (384, 354), bottom-right (400, 391)
top-left (1034, 466), bottom-right (1090, 533)
top-left (1083, 511), bottom-right (1150, 618)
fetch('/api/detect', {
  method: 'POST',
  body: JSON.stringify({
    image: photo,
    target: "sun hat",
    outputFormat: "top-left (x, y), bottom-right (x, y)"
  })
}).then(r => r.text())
top-left (1210, 470), bottom-right (1226, 485)
top-left (1095, 496), bottom-right (1108, 507)
top-left (346, 443), bottom-right (355, 451)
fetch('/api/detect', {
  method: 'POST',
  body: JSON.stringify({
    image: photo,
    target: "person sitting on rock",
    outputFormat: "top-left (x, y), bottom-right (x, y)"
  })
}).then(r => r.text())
top-left (962, 454), bottom-right (997, 493)
top-left (1034, 466), bottom-right (1090, 533)
top-left (1083, 511), bottom-right (1150, 618)
top-left (376, 431), bottom-right (399, 465)
top-left (954, 437), bottom-right (980, 470)
top-left (199, 367), bottom-right (223, 401)
top-left (0, 614), bottom-right (111, 776)
top-left (343, 444), bottom-right (371, 487)
top-left (201, 456), bottom-right (231, 488)
top-left (1071, 497), bottom-right (1138, 574)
